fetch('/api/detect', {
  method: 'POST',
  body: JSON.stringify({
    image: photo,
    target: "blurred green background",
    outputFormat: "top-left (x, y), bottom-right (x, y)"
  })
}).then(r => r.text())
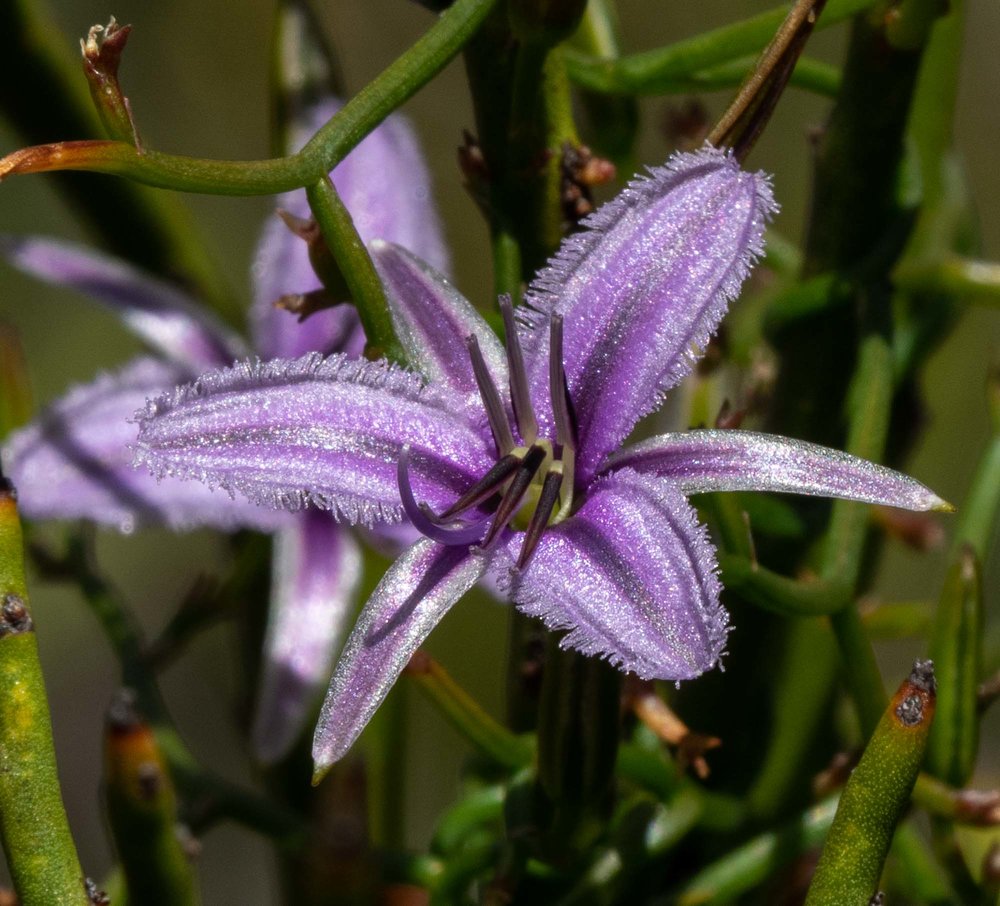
top-left (0, 1), bottom-right (997, 901)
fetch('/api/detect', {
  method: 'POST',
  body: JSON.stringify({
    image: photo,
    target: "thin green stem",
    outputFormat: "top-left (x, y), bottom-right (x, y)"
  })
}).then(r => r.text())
top-left (406, 652), bottom-right (533, 772)
top-left (674, 796), bottom-right (839, 905)
top-left (823, 335), bottom-right (895, 737)
top-left (305, 176), bottom-right (404, 362)
top-left (0, 0), bottom-right (239, 323)
top-left (0, 0), bottom-right (500, 196)
top-left (0, 486), bottom-right (88, 906)
top-left (563, 0), bottom-right (874, 95)
top-left (895, 256), bottom-right (1000, 305)
top-left (719, 554), bottom-right (851, 617)
top-left (31, 534), bottom-right (304, 847)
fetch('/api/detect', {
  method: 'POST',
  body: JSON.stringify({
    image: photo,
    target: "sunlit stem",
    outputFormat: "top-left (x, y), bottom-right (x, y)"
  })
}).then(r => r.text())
top-left (467, 335), bottom-right (515, 455)
top-left (500, 294), bottom-right (539, 444)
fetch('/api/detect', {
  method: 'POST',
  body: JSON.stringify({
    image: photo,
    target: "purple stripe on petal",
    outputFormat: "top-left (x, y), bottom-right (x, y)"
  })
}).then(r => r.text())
top-left (604, 429), bottom-right (949, 511)
top-left (253, 513), bottom-right (362, 764)
top-left (371, 241), bottom-right (506, 400)
top-left (0, 235), bottom-right (243, 371)
top-left (519, 146), bottom-right (776, 483)
top-left (499, 469), bottom-right (727, 681)
top-left (2, 358), bottom-right (287, 532)
top-left (133, 353), bottom-right (496, 525)
top-left (251, 98), bottom-right (448, 360)
top-left (313, 539), bottom-right (485, 772)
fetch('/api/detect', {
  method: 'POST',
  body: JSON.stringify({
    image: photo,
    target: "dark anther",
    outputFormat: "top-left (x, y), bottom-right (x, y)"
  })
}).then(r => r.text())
top-left (439, 453), bottom-right (521, 520)
top-left (481, 445), bottom-right (547, 550)
top-left (500, 295), bottom-right (538, 444)
top-left (518, 470), bottom-right (563, 569)
top-left (548, 315), bottom-right (577, 451)
top-left (467, 335), bottom-right (515, 455)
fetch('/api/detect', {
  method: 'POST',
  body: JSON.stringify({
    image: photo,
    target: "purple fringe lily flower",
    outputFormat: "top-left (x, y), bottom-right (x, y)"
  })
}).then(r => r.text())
top-left (1, 100), bottom-right (447, 763)
top-left (129, 145), bottom-right (947, 777)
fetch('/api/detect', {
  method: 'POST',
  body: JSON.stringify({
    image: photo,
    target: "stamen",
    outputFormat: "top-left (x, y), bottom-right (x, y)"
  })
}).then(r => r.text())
top-left (438, 453), bottom-right (521, 520)
top-left (467, 335), bottom-right (515, 455)
top-left (517, 470), bottom-right (563, 569)
top-left (397, 446), bottom-right (487, 546)
top-left (499, 294), bottom-right (538, 445)
top-left (480, 445), bottom-right (547, 550)
top-left (548, 315), bottom-right (577, 452)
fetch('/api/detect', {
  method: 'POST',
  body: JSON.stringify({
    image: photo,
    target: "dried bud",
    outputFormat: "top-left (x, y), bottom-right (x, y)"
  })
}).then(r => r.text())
top-left (80, 18), bottom-right (141, 147)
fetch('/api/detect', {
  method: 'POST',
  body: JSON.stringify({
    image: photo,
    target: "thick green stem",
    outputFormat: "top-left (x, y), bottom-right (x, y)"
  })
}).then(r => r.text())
top-left (0, 485), bottom-right (88, 906)
top-left (0, 0), bottom-right (500, 197)
top-left (305, 176), bottom-right (404, 362)
top-left (805, 661), bottom-right (936, 905)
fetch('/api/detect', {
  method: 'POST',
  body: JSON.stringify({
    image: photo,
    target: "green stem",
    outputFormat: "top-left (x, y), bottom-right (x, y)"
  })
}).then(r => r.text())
top-left (805, 661), bottom-right (936, 905)
top-left (562, 0), bottom-right (874, 95)
top-left (674, 796), bottom-right (839, 905)
top-left (406, 652), bottom-right (533, 771)
top-left (823, 335), bottom-right (895, 737)
top-left (305, 176), bottom-right (404, 362)
top-left (33, 534), bottom-right (304, 847)
top-left (0, 0), bottom-right (499, 197)
top-left (0, 0), bottom-right (239, 324)
top-left (718, 554), bottom-right (851, 617)
top-left (951, 396), bottom-right (1000, 560)
top-left (0, 485), bottom-right (88, 906)
top-left (895, 256), bottom-right (1000, 305)
top-left (104, 694), bottom-right (200, 906)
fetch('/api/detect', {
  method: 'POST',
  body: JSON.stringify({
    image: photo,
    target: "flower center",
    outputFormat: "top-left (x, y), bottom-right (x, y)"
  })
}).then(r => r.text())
top-left (397, 296), bottom-right (577, 569)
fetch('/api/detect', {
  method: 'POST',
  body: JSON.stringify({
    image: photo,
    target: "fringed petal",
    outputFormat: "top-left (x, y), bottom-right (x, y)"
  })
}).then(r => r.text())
top-left (370, 241), bottom-right (506, 401)
top-left (252, 513), bottom-right (362, 764)
top-left (499, 469), bottom-right (727, 681)
top-left (133, 353), bottom-right (495, 525)
top-left (312, 539), bottom-right (485, 773)
top-left (0, 235), bottom-right (243, 371)
top-left (604, 429), bottom-right (949, 511)
top-left (519, 146), bottom-right (776, 483)
top-left (2, 358), bottom-right (286, 532)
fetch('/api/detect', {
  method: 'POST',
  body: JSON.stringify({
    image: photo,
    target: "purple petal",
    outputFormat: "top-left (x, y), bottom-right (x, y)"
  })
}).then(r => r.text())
top-left (251, 98), bottom-right (449, 360)
top-left (370, 241), bottom-right (506, 400)
top-left (604, 429), bottom-right (949, 511)
top-left (499, 469), bottom-right (727, 680)
top-left (133, 353), bottom-right (495, 525)
top-left (313, 539), bottom-right (485, 773)
top-left (0, 235), bottom-right (243, 371)
top-left (2, 358), bottom-right (287, 532)
top-left (519, 146), bottom-right (776, 483)
top-left (252, 512), bottom-right (362, 764)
